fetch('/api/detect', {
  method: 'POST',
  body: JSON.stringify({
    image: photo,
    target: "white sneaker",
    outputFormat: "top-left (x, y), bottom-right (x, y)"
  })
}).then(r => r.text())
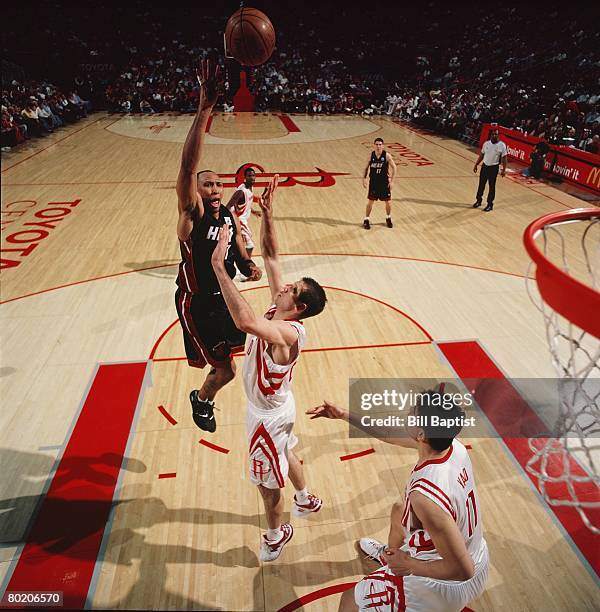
top-left (359, 537), bottom-right (386, 564)
top-left (291, 493), bottom-right (323, 518)
top-left (260, 523), bottom-right (294, 562)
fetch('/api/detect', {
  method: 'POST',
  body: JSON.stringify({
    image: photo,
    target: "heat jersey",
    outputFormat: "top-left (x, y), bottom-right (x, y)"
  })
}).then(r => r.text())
top-left (369, 150), bottom-right (389, 186)
top-left (176, 205), bottom-right (240, 297)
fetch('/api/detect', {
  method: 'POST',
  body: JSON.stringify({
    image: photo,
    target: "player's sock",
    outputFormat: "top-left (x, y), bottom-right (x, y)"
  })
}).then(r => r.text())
top-left (196, 392), bottom-right (214, 406)
top-left (266, 527), bottom-right (282, 541)
top-left (295, 488), bottom-right (309, 504)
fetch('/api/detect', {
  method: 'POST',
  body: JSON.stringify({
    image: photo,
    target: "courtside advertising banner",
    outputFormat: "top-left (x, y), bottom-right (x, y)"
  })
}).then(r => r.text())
top-left (479, 123), bottom-right (600, 194)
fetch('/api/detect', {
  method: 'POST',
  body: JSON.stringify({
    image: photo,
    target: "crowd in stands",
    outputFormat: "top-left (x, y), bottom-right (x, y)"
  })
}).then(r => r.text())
top-left (1, 77), bottom-right (91, 151)
top-left (250, 4), bottom-right (600, 153)
top-left (2, 1), bottom-right (599, 154)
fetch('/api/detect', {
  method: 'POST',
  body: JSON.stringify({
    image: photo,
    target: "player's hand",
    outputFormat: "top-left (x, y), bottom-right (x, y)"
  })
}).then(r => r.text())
top-left (362, 178), bottom-right (368, 189)
top-left (473, 165), bottom-right (478, 174)
top-left (245, 264), bottom-right (262, 281)
top-left (383, 548), bottom-right (414, 576)
top-left (197, 58), bottom-right (223, 112)
top-left (306, 401), bottom-right (348, 420)
top-left (500, 168), bottom-right (506, 177)
top-left (259, 174), bottom-right (279, 216)
top-left (211, 223), bottom-right (230, 269)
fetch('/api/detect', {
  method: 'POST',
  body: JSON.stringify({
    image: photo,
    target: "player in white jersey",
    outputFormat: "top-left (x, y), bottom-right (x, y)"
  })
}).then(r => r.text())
top-left (307, 388), bottom-right (489, 611)
top-left (211, 175), bottom-right (328, 562)
top-left (226, 166), bottom-right (261, 267)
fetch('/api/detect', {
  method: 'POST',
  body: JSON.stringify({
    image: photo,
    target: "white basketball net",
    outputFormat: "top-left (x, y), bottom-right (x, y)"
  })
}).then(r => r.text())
top-left (526, 215), bottom-right (600, 534)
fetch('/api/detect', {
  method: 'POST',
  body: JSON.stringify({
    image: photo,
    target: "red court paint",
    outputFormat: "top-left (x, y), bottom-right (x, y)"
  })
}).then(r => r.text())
top-left (2, 253), bottom-right (530, 306)
top-left (301, 340), bottom-right (431, 353)
top-left (323, 286), bottom-right (433, 341)
top-left (340, 448), bottom-right (376, 462)
top-left (3, 362), bottom-right (148, 609)
top-left (277, 114), bottom-right (301, 132)
top-left (152, 340), bottom-right (432, 364)
top-left (278, 582), bottom-right (357, 612)
top-left (199, 439), bottom-right (230, 454)
top-left (158, 404), bottom-right (177, 425)
top-left (149, 285), bottom-right (434, 362)
top-left (0, 263), bottom-right (178, 305)
top-left (149, 320), bottom-right (179, 359)
top-left (278, 580), bottom-right (479, 612)
top-left (158, 472), bottom-right (177, 479)
top-left (438, 340), bottom-right (599, 575)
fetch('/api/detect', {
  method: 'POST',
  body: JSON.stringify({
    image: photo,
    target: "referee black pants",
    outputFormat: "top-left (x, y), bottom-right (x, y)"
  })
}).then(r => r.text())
top-left (475, 163), bottom-right (499, 205)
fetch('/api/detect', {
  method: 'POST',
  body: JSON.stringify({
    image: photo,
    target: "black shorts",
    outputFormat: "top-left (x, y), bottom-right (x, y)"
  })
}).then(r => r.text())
top-left (368, 183), bottom-right (391, 201)
top-left (175, 288), bottom-right (246, 369)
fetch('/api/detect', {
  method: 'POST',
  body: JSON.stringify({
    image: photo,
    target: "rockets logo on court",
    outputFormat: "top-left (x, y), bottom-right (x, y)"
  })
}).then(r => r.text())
top-left (148, 121), bottom-right (171, 133)
top-left (220, 163), bottom-right (350, 188)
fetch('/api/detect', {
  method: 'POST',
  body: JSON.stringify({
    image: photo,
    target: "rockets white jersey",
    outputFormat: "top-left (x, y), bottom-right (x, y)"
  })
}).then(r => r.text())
top-left (234, 183), bottom-right (254, 235)
top-left (401, 440), bottom-right (485, 563)
top-left (242, 305), bottom-right (306, 410)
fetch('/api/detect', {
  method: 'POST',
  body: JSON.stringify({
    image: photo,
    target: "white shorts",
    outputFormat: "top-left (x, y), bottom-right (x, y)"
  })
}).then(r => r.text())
top-left (246, 394), bottom-right (298, 489)
top-left (241, 229), bottom-right (254, 251)
top-left (354, 542), bottom-right (489, 612)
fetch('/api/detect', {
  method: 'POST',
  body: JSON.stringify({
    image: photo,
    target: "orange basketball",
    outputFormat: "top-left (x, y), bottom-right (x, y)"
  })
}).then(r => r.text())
top-left (224, 7), bottom-right (276, 66)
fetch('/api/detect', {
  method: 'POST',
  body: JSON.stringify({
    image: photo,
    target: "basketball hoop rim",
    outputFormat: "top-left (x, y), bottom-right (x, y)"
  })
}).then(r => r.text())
top-left (523, 207), bottom-right (600, 339)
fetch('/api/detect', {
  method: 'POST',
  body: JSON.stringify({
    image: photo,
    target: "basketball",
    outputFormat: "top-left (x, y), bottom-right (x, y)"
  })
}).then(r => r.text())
top-left (224, 7), bottom-right (275, 66)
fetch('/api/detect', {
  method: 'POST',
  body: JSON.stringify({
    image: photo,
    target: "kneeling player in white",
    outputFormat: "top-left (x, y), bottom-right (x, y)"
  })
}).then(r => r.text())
top-left (212, 175), bottom-right (327, 561)
top-left (307, 389), bottom-right (489, 611)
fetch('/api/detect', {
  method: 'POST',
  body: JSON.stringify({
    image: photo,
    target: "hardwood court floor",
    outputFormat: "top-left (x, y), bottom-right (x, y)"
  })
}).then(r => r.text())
top-left (0, 113), bottom-right (598, 611)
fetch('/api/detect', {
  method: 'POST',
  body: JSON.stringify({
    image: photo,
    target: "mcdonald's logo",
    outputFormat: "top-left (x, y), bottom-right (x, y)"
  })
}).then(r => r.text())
top-left (587, 166), bottom-right (600, 188)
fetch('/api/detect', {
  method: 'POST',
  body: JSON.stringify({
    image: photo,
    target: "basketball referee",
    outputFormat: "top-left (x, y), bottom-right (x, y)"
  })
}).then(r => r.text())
top-left (472, 128), bottom-right (507, 212)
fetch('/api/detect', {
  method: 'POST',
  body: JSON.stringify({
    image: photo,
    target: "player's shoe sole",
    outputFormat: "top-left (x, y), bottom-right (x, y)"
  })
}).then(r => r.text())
top-left (190, 390), bottom-right (216, 433)
top-left (260, 523), bottom-right (294, 562)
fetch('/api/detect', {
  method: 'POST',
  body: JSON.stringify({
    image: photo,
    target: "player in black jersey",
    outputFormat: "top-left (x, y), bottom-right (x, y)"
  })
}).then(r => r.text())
top-left (362, 137), bottom-right (397, 229)
top-left (175, 59), bottom-right (262, 433)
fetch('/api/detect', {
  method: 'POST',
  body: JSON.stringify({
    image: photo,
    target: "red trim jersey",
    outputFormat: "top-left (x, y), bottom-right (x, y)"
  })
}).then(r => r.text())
top-left (233, 183), bottom-right (253, 240)
top-left (242, 305), bottom-right (306, 410)
top-left (401, 440), bottom-right (485, 563)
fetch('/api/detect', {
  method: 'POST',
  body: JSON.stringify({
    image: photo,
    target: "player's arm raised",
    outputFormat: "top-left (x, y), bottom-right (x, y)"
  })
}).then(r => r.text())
top-left (212, 224), bottom-right (295, 346)
top-left (384, 492), bottom-right (475, 581)
top-left (176, 59), bottom-right (221, 241)
top-left (306, 401), bottom-right (418, 449)
top-left (259, 175), bottom-right (285, 301)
